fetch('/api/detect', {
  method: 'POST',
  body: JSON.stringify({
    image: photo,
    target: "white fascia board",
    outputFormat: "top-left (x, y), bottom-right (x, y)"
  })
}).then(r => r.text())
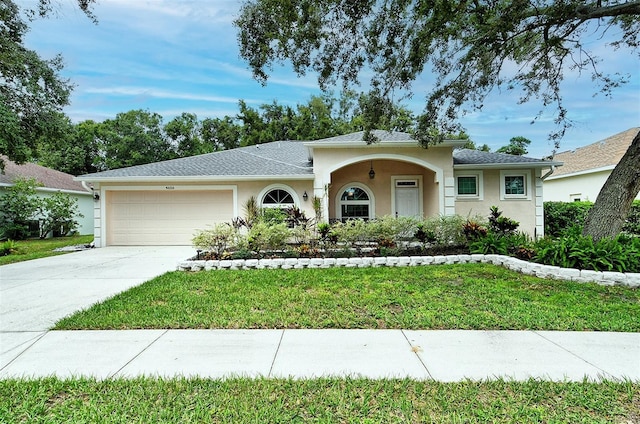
top-left (0, 182), bottom-right (91, 196)
top-left (544, 165), bottom-right (615, 180)
top-left (36, 187), bottom-right (92, 196)
top-left (74, 174), bottom-right (315, 183)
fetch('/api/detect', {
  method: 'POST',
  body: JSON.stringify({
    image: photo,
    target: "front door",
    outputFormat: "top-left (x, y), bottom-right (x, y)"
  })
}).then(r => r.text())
top-left (395, 179), bottom-right (420, 217)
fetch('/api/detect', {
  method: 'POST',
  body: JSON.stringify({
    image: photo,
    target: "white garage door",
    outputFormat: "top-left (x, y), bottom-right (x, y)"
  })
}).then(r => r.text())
top-left (106, 190), bottom-right (234, 245)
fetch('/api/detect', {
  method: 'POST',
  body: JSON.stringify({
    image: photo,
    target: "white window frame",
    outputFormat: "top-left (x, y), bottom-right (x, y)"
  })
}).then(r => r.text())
top-left (258, 184), bottom-right (300, 208)
top-left (335, 182), bottom-right (375, 221)
top-left (454, 171), bottom-right (483, 200)
top-left (500, 170), bottom-right (531, 200)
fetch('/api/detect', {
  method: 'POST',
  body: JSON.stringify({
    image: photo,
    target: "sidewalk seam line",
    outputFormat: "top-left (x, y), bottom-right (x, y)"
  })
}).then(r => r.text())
top-left (110, 329), bottom-right (169, 379)
top-left (401, 330), bottom-right (434, 380)
top-left (0, 331), bottom-right (49, 372)
top-left (268, 330), bottom-right (285, 378)
top-left (532, 331), bottom-right (614, 380)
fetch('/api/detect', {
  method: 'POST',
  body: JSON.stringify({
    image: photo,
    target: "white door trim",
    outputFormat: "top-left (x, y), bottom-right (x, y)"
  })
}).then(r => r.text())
top-left (391, 175), bottom-right (423, 218)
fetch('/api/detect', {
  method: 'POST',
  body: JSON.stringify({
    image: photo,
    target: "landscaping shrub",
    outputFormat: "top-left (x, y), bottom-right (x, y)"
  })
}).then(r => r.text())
top-left (622, 200), bottom-right (640, 236)
top-left (534, 229), bottom-right (640, 272)
top-left (0, 240), bottom-right (19, 256)
top-left (192, 223), bottom-right (239, 258)
top-left (367, 215), bottom-right (419, 246)
top-left (0, 178), bottom-right (41, 240)
top-left (330, 219), bottom-right (369, 252)
top-left (38, 192), bottom-right (83, 238)
top-left (488, 206), bottom-right (519, 236)
top-left (420, 214), bottom-right (467, 246)
top-left (544, 201), bottom-right (593, 237)
top-left (247, 222), bottom-right (289, 256)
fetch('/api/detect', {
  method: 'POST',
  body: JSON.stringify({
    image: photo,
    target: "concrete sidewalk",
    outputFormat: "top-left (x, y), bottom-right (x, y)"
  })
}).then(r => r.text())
top-left (1, 248), bottom-right (638, 382)
top-left (1, 329), bottom-right (638, 381)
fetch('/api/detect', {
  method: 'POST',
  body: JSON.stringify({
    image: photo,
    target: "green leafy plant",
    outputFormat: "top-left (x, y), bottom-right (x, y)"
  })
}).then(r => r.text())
top-left (468, 232), bottom-right (509, 255)
top-left (544, 201), bottom-right (593, 237)
top-left (260, 207), bottom-right (287, 225)
top-left (0, 178), bottom-right (42, 240)
top-left (247, 222), bottom-right (290, 256)
top-left (534, 231), bottom-right (640, 272)
top-left (622, 200), bottom-right (640, 236)
top-left (462, 220), bottom-right (488, 241)
top-left (38, 192), bottom-right (83, 238)
top-left (0, 240), bottom-right (19, 256)
top-left (414, 222), bottom-right (437, 247)
top-left (488, 206), bottom-right (519, 236)
top-left (330, 219), bottom-right (369, 253)
top-left (192, 223), bottom-right (239, 258)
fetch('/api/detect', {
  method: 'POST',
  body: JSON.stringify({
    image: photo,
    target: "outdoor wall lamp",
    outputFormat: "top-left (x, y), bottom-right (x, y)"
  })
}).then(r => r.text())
top-left (368, 161), bottom-right (375, 179)
top-left (302, 191), bottom-right (308, 201)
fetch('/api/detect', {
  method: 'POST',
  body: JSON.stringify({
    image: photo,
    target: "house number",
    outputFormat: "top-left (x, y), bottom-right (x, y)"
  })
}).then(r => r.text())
top-left (165, 186), bottom-right (175, 190)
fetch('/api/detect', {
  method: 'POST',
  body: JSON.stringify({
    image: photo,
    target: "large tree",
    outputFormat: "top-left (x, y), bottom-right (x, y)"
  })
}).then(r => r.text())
top-left (235, 0), bottom-right (640, 239)
top-left (97, 109), bottom-right (174, 170)
top-left (0, 0), bottom-right (72, 166)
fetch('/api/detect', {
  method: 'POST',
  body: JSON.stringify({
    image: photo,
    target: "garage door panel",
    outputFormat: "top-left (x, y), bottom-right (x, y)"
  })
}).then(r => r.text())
top-left (107, 190), bottom-right (233, 246)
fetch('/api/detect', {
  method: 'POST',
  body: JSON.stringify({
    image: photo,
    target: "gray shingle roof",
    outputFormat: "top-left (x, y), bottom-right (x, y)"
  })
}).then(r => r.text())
top-left (77, 132), bottom-right (559, 181)
top-left (78, 140), bottom-right (313, 179)
top-left (311, 130), bottom-right (415, 143)
top-left (453, 149), bottom-right (557, 166)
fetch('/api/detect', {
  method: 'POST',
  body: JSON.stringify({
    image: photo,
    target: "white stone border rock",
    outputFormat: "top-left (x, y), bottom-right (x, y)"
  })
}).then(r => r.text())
top-left (177, 254), bottom-right (640, 288)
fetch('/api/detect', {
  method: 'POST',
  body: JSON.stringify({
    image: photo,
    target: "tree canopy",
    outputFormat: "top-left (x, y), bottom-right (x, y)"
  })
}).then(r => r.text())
top-left (0, 0), bottom-right (73, 165)
top-left (236, 0), bottom-right (639, 145)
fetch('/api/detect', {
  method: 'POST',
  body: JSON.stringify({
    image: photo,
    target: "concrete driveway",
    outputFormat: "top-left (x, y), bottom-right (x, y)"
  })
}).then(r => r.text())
top-left (0, 246), bottom-right (193, 332)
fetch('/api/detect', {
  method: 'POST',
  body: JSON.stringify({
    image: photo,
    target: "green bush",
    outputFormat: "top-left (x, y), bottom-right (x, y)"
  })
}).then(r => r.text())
top-left (544, 201), bottom-right (593, 237)
top-left (488, 206), bottom-right (519, 236)
top-left (419, 215), bottom-right (467, 246)
top-left (0, 178), bottom-right (42, 240)
top-left (192, 223), bottom-right (239, 257)
top-left (622, 200), bottom-right (640, 236)
top-left (534, 230), bottom-right (640, 272)
top-left (247, 222), bottom-right (290, 255)
top-left (0, 240), bottom-right (19, 256)
top-left (330, 219), bottom-right (370, 250)
top-left (367, 215), bottom-right (419, 246)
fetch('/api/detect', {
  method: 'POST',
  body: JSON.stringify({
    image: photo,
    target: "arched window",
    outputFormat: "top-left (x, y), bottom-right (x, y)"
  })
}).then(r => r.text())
top-left (337, 184), bottom-right (374, 221)
top-left (262, 189), bottom-right (294, 207)
top-left (258, 184), bottom-right (299, 210)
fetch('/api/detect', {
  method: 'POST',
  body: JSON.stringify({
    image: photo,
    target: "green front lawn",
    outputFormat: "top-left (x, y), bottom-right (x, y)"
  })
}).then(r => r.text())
top-left (0, 235), bottom-right (94, 266)
top-left (55, 264), bottom-right (640, 331)
top-left (1, 377), bottom-right (637, 423)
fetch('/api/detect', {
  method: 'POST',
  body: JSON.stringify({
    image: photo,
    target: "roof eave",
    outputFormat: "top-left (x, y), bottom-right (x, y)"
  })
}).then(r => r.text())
top-left (454, 161), bottom-right (563, 169)
top-left (75, 174), bottom-right (315, 183)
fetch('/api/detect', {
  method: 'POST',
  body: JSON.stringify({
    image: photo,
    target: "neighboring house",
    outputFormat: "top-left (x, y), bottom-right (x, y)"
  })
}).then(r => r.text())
top-left (0, 157), bottom-right (94, 236)
top-left (544, 127), bottom-right (640, 202)
top-left (77, 131), bottom-right (561, 247)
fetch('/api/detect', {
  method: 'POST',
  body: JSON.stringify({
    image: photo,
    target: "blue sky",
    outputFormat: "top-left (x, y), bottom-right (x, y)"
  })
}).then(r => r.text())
top-left (24, 0), bottom-right (639, 158)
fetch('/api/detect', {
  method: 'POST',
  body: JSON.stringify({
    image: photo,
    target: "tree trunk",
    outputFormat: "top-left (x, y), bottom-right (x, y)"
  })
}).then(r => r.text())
top-left (582, 129), bottom-right (640, 240)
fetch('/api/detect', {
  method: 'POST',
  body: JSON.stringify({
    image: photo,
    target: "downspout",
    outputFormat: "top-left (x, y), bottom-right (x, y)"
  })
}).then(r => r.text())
top-left (541, 165), bottom-right (556, 181)
top-left (81, 181), bottom-right (93, 193)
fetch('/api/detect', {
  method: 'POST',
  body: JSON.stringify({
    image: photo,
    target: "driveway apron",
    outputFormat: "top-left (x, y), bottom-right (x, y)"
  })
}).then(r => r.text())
top-left (0, 246), bottom-right (193, 332)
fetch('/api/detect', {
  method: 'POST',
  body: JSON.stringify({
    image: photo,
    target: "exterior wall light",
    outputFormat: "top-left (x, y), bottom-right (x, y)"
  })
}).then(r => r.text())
top-left (369, 161), bottom-right (375, 179)
top-left (302, 191), bottom-right (308, 201)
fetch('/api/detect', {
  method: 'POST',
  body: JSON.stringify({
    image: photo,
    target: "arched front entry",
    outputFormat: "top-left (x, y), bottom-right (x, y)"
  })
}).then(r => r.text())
top-left (326, 158), bottom-right (441, 222)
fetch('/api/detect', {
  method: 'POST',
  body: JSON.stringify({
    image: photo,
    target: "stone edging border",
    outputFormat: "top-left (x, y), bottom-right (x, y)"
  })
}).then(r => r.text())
top-left (177, 254), bottom-right (640, 288)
